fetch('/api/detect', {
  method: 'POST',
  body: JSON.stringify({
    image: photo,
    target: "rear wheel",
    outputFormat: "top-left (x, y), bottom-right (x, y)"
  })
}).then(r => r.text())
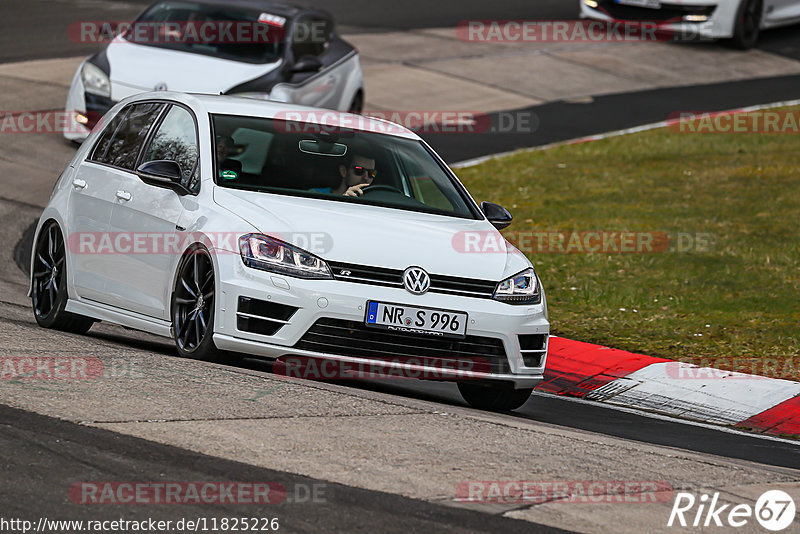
top-left (729, 0), bottom-right (762, 49)
top-left (31, 221), bottom-right (94, 334)
top-left (458, 382), bottom-right (533, 412)
top-left (172, 245), bottom-right (224, 362)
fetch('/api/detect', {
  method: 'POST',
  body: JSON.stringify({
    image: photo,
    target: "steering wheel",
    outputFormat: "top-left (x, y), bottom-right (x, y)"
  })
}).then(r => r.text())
top-left (360, 185), bottom-right (403, 196)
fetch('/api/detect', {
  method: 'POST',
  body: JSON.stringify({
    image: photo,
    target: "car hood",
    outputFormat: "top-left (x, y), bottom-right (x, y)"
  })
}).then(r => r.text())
top-left (106, 38), bottom-right (280, 99)
top-left (213, 187), bottom-right (530, 282)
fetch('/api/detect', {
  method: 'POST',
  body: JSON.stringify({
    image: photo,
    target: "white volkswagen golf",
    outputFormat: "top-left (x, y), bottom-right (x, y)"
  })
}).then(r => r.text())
top-left (65, 0), bottom-right (364, 141)
top-left (32, 92), bottom-right (549, 411)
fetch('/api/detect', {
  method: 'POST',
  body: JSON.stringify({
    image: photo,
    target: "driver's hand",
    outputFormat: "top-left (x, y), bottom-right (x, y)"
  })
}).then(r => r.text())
top-left (344, 183), bottom-right (369, 197)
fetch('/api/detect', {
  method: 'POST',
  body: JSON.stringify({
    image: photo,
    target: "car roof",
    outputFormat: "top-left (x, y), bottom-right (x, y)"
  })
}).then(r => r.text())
top-left (139, 0), bottom-right (326, 20)
top-left (122, 91), bottom-right (421, 140)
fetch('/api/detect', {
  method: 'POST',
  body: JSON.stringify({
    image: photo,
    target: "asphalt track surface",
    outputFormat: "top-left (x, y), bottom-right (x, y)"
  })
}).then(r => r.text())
top-left (2, 0), bottom-right (800, 530)
top-left (1, 404), bottom-right (565, 533)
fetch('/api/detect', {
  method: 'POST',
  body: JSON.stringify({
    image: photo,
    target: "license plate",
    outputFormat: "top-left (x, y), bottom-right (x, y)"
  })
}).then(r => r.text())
top-left (365, 301), bottom-right (468, 338)
top-left (615, 0), bottom-right (661, 9)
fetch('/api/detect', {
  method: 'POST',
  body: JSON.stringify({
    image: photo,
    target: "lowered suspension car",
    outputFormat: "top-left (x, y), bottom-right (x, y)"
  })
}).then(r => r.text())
top-left (33, 92), bottom-right (549, 411)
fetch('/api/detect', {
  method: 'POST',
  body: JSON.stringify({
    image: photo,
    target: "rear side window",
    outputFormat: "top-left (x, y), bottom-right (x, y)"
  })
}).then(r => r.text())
top-left (142, 105), bottom-right (200, 191)
top-left (90, 108), bottom-right (129, 163)
top-left (89, 103), bottom-right (165, 169)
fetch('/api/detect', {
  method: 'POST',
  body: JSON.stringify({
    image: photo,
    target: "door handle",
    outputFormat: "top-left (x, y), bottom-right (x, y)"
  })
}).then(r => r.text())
top-left (72, 179), bottom-right (87, 190)
top-left (115, 190), bottom-right (132, 202)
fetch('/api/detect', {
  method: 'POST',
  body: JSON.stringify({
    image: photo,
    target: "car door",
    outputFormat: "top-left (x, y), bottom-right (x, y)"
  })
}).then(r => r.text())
top-left (75, 102), bottom-right (166, 306)
top-left (106, 104), bottom-right (199, 319)
top-left (280, 15), bottom-right (339, 109)
top-left (66, 105), bottom-right (152, 304)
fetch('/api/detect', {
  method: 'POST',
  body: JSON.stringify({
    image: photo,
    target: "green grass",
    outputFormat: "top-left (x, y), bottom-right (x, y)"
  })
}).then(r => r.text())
top-left (455, 109), bottom-right (800, 380)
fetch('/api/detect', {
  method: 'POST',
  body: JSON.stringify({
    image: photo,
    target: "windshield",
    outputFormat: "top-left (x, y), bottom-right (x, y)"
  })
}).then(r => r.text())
top-left (211, 114), bottom-right (480, 219)
top-left (127, 1), bottom-right (287, 64)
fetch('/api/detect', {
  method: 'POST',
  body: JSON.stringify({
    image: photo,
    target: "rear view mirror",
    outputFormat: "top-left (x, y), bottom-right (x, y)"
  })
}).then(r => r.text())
top-left (136, 160), bottom-right (191, 194)
top-left (481, 201), bottom-right (513, 230)
top-left (292, 56), bottom-right (323, 74)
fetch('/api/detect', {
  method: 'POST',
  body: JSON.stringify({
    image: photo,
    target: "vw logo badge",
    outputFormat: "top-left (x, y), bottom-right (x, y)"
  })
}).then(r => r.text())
top-left (403, 266), bottom-right (430, 295)
top-left (154, 82), bottom-right (168, 91)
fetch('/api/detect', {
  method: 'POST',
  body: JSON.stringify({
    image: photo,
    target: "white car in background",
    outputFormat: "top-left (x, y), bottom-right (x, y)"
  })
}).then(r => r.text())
top-left (33, 92), bottom-right (550, 412)
top-left (65, 0), bottom-right (364, 141)
top-left (580, 0), bottom-right (800, 48)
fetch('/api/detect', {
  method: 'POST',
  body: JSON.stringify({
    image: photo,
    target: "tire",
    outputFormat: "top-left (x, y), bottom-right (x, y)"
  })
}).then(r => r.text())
top-left (348, 90), bottom-right (364, 114)
top-left (728, 0), bottom-right (762, 50)
top-left (457, 382), bottom-right (533, 412)
top-left (31, 221), bottom-right (94, 334)
top-left (171, 245), bottom-right (224, 362)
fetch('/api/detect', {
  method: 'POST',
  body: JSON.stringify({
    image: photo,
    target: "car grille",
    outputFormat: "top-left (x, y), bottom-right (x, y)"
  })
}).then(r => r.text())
top-left (594, 1), bottom-right (716, 22)
top-left (237, 297), bottom-right (298, 337)
top-left (327, 261), bottom-right (497, 299)
top-left (293, 318), bottom-right (512, 374)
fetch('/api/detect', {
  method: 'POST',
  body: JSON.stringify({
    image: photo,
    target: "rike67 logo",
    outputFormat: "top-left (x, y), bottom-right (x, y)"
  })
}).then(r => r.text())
top-left (668, 490), bottom-right (795, 531)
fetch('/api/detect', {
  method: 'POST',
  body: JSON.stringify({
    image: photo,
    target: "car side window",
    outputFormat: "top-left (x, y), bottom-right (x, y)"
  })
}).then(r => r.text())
top-left (89, 107), bottom-right (130, 164)
top-left (92, 103), bottom-right (165, 170)
top-left (291, 16), bottom-right (331, 59)
top-left (141, 105), bottom-right (200, 192)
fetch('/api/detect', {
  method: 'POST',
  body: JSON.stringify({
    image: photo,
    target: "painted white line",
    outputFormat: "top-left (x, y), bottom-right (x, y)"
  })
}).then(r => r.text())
top-left (452, 98), bottom-right (800, 169)
top-left (532, 390), bottom-right (800, 447)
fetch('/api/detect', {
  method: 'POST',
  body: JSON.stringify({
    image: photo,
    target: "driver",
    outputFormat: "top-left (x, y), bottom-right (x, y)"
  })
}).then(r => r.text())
top-left (314, 154), bottom-right (377, 197)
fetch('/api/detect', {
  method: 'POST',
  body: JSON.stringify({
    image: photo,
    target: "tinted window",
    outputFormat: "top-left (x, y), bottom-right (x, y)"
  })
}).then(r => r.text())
top-left (291, 17), bottom-right (330, 59)
top-left (142, 105), bottom-right (199, 191)
top-left (211, 114), bottom-right (479, 220)
top-left (90, 108), bottom-right (130, 163)
top-left (130, 1), bottom-right (287, 64)
top-left (89, 104), bottom-right (164, 168)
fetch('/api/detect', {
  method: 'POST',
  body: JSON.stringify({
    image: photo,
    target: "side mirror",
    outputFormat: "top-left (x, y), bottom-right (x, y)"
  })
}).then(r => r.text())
top-left (481, 201), bottom-right (513, 230)
top-left (136, 160), bottom-right (190, 194)
top-left (291, 55), bottom-right (323, 74)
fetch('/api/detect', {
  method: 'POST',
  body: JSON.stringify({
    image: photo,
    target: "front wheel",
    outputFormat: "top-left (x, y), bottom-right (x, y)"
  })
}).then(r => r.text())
top-left (458, 382), bottom-right (533, 411)
top-left (728, 0), bottom-right (762, 49)
top-left (172, 245), bottom-right (224, 362)
top-left (31, 221), bottom-right (94, 334)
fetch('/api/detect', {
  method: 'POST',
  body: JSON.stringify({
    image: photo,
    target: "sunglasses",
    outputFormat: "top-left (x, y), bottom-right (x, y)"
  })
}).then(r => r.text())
top-left (352, 165), bottom-right (377, 179)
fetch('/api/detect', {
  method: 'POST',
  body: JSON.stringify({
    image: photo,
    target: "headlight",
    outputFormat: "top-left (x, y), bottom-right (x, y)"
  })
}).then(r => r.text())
top-left (493, 268), bottom-right (541, 305)
top-left (239, 234), bottom-right (332, 279)
top-left (81, 62), bottom-right (111, 98)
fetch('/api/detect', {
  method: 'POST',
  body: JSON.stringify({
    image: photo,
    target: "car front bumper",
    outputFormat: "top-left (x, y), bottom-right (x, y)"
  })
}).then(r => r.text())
top-left (211, 251), bottom-right (549, 388)
top-left (579, 0), bottom-right (737, 40)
